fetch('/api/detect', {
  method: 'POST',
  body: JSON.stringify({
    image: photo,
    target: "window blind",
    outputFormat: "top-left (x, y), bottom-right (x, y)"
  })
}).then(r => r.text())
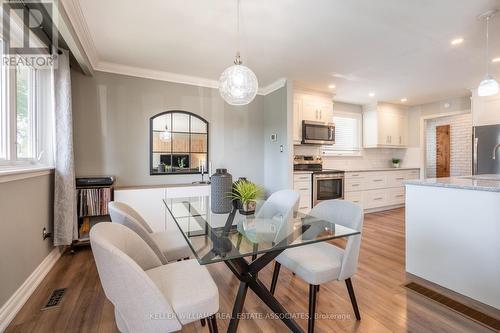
top-left (322, 113), bottom-right (361, 155)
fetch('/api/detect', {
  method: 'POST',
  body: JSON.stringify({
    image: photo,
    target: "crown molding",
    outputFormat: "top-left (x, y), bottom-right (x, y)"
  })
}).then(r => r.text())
top-left (95, 61), bottom-right (221, 89)
top-left (258, 78), bottom-right (287, 95)
top-left (95, 61), bottom-right (287, 96)
top-left (60, 0), bottom-right (99, 67)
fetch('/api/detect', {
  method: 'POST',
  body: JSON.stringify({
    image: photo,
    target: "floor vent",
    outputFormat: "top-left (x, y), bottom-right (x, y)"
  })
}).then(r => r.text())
top-left (41, 288), bottom-right (66, 310)
top-left (405, 282), bottom-right (500, 332)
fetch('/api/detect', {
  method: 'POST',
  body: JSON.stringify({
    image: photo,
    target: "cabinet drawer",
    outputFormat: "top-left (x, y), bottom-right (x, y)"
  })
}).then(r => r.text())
top-left (294, 181), bottom-right (311, 191)
top-left (364, 174), bottom-right (388, 190)
top-left (293, 174), bottom-right (312, 182)
top-left (298, 195), bottom-right (311, 210)
top-left (345, 172), bottom-right (365, 179)
top-left (344, 192), bottom-right (363, 207)
top-left (387, 171), bottom-right (406, 188)
top-left (364, 189), bottom-right (388, 209)
top-left (345, 178), bottom-right (365, 192)
top-left (387, 187), bottom-right (405, 205)
top-left (405, 169), bottom-right (420, 179)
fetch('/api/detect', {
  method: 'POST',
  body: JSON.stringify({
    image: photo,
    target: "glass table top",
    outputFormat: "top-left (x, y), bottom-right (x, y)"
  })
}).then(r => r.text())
top-left (163, 196), bottom-right (360, 265)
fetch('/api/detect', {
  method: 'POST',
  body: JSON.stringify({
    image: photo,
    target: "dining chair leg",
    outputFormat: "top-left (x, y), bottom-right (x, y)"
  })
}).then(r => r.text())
top-left (270, 261), bottom-right (281, 295)
top-left (207, 314), bottom-right (218, 333)
top-left (345, 278), bottom-right (361, 320)
top-left (308, 284), bottom-right (318, 333)
top-left (316, 285), bottom-right (320, 292)
top-left (252, 243), bottom-right (258, 261)
top-left (200, 318), bottom-right (206, 326)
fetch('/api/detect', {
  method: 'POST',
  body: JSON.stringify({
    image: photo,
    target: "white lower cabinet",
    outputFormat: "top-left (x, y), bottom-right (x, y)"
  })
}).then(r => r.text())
top-left (114, 185), bottom-right (210, 232)
top-left (344, 169), bottom-right (419, 211)
top-left (293, 173), bottom-right (312, 213)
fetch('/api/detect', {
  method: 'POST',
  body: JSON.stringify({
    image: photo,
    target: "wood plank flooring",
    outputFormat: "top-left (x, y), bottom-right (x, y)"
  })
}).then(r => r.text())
top-left (5, 208), bottom-right (493, 333)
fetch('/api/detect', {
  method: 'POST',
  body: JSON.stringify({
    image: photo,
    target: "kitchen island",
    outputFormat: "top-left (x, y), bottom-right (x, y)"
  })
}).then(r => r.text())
top-left (405, 175), bottom-right (500, 310)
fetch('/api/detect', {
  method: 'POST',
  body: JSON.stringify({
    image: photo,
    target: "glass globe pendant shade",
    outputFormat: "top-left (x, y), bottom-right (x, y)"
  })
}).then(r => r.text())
top-left (478, 74), bottom-right (499, 97)
top-left (159, 128), bottom-right (171, 141)
top-left (219, 62), bottom-right (258, 106)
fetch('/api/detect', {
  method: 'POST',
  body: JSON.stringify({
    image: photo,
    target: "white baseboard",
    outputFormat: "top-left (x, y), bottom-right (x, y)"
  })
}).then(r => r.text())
top-left (364, 204), bottom-right (405, 213)
top-left (0, 247), bottom-right (61, 332)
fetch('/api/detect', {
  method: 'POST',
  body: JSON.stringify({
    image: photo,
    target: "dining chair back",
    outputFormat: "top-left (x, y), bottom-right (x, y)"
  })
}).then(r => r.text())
top-left (309, 199), bottom-right (364, 280)
top-left (90, 223), bottom-right (181, 333)
top-left (256, 189), bottom-right (300, 221)
top-left (109, 201), bottom-right (168, 264)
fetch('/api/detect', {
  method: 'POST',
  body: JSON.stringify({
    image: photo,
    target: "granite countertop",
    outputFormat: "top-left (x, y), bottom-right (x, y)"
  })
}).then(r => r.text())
top-left (405, 175), bottom-right (500, 193)
top-left (343, 167), bottom-right (420, 172)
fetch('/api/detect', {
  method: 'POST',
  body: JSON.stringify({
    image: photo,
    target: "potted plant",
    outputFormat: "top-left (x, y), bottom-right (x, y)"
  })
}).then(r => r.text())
top-left (227, 180), bottom-right (264, 215)
top-left (392, 158), bottom-right (401, 168)
top-left (157, 162), bottom-right (166, 173)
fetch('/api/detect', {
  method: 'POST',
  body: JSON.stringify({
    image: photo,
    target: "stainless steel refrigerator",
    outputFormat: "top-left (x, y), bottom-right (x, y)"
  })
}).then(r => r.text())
top-left (473, 124), bottom-right (500, 175)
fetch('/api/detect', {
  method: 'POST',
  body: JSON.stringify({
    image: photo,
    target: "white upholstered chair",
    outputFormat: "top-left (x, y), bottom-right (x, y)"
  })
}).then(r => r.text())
top-left (108, 201), bottom-right (191, 263)
top-left (90, 222), bottom-right (219, 333)
top-left (247, 190), bottom-right (300, 260)
top-left (269, 199), bottom-right (364, 333)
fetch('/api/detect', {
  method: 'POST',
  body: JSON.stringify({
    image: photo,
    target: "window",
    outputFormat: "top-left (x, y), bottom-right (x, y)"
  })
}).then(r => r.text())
top-left (322, 111), bottom-right (362, 156)
top-left (0, 38), bottom-right (51, 168)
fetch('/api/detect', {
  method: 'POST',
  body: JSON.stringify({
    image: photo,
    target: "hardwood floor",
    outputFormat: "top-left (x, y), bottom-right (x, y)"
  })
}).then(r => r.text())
top-left (6, 208), bottom-right (492, 333)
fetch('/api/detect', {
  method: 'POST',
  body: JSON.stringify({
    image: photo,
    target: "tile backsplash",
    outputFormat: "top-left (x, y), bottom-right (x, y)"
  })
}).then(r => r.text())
top-left (294, 145), bottom-right (421, 170)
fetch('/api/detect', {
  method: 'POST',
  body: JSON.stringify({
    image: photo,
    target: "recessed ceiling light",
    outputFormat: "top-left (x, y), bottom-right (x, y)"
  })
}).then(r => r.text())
top-left (492, 57), bottom-right (500, 63)
top-left (368, 92), bottom-right (375, 97)
top-left (401, 98), bottom-right (407, 102)
top-left (328, 84), bottom-right (336, 89)
top-left (451, 38), bottom-right (464, 45)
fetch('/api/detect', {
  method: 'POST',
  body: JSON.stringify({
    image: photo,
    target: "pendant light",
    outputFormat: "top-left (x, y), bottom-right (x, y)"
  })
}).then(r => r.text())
top-left (478, 11), bottom-right (499, 97)
top-left (159, 123), bottom-right (171, 141)
top-left (219, 0), bottom-right (258, 105)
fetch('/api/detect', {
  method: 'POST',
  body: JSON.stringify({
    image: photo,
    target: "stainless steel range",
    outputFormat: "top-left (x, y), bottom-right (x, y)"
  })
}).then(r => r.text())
top-left (294, 155), bottom-right (344, 207)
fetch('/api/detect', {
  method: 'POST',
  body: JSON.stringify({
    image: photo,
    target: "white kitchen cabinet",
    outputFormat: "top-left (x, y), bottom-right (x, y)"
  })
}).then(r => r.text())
top-left (293, 173), bottom-right (312, 213)
top-left (113, 184), bottom-right (210, 232)
top-left (363, 102), bottom-right (408, 148)
top-left (344, 169), bottom-right (419, 212)
top-left (293, 92), bottom-right (334, 144)
top-left (472, 89), bottom-right (500, 126)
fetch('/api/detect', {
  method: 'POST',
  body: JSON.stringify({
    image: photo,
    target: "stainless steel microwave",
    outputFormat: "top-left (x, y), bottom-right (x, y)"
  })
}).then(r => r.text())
top-left (301, 120), bottom-right (335, 145)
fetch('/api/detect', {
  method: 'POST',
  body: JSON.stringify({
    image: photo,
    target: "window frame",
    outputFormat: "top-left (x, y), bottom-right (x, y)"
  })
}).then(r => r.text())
top-left (322, 111), bottom-right (363, 157)
top-left (0, 52), bottom-right (41, 167)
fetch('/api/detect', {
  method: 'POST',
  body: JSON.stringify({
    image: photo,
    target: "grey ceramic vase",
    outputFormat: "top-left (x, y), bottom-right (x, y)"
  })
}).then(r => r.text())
top-left (211, 168), bottom-right (233, 213)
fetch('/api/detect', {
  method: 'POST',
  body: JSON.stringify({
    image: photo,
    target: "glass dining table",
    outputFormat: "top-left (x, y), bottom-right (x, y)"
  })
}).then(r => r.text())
top-left (163, 196), bottom-right (360, 333)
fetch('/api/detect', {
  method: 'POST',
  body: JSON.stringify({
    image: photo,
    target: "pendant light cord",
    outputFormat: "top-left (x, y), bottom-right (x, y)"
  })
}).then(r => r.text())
top-left (234, 0), bottom-right (242, 64)
top-left (486, 16), bottom-right (490, 75)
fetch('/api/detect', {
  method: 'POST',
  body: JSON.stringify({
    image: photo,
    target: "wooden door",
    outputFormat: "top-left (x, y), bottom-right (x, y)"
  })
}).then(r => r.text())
top-left (436, 125), bottom-right (450, 177)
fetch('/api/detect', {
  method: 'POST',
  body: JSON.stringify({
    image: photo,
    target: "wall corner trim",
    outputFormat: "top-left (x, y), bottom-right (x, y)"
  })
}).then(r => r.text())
top-left (0, 248), bottom-right (61, 332)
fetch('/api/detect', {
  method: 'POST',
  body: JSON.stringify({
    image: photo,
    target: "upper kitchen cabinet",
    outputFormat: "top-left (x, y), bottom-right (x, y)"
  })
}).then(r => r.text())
top-left (293, 92), bottom-right (334, 144)
top-left (471, 89), bottom-right (500, 126)
top-left (363, 102), bottom-right (408, 148)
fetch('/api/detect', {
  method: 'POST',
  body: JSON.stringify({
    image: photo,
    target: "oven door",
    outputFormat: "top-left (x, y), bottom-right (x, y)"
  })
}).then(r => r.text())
top-left (302, 121), bottom-right (335, 145)
top-left (313, 175), bottom-right (344, 206)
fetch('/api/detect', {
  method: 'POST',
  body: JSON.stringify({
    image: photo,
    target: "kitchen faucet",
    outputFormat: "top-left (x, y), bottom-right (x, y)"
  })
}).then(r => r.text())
top-left (493, 143), bottom-right (500, 160)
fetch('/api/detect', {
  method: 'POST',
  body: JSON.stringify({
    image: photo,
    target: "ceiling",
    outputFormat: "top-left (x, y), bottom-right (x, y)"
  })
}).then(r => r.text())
top-left (67, 0), bottom-right (500, 105)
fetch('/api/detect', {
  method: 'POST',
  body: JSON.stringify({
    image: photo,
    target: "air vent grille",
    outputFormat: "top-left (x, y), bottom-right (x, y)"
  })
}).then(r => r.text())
top-left (41, 288), bottom-right (66, 310)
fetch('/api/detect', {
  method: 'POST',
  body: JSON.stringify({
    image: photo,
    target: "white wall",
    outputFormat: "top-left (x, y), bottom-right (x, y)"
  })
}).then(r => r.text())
top-left (425, 113), bottom-right (472, 177)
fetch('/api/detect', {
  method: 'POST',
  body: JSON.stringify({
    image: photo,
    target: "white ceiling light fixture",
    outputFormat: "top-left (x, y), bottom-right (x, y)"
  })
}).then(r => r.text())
top-left (492, 57), bottom-right (500, 63)
top-left (477, 10), bottom-right (499, 97)
top-left (368, 92), bottom-right (375, 97)
top-left (328, 84), bottom-right (336, 89)
top-left (401, 98), bottom-right (407, 102)
top-left (218, 0), bottom-right (258, 106)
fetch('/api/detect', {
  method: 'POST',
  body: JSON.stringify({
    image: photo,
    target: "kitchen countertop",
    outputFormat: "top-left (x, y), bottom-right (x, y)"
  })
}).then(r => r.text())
top-left (293, 171), bottom-right (314, 174)
top-left (405, 175), bottom-right (500, 193)
top-left (342, 167), bottom-right (420, 172)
